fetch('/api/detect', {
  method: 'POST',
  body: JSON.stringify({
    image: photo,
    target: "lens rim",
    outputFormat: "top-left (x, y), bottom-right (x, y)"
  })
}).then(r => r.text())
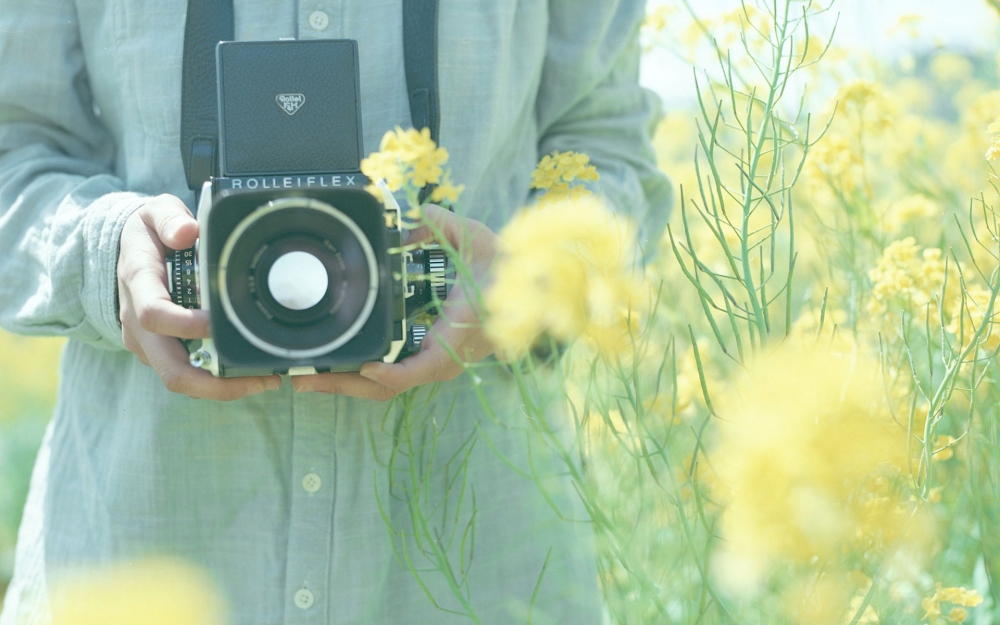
top-left (217, 197), bottom-right (380, 359)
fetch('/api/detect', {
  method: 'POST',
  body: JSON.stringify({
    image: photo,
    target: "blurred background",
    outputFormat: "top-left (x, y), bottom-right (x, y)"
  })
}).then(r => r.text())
top-left (2, 0), bottom-right (1000, 612)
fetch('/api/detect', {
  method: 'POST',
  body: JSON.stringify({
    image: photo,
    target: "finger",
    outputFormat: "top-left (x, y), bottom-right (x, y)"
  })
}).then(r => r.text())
top-left (140, 195), bottom-right (199, 251)
top-left (138, 329), bottom-right (281, 400)
top-left (128, 264), bottom-right (210, 338)
top-left (360, 333), bottom-right (463, 391)
top-left (404, 203), bottom-right (491, 251)
top-left (291, 372), bottom-right (397, 401)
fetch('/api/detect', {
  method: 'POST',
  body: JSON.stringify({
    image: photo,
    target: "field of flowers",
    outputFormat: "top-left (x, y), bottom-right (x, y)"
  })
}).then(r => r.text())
top-left (4, 0), bottom-right (1000, 623)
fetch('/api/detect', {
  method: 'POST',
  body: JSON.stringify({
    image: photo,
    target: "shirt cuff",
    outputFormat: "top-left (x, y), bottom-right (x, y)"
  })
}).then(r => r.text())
top-left (80, 192), bottom-right (149, 350)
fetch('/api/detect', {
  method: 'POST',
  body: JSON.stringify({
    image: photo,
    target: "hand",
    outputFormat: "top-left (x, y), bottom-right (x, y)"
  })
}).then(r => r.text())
top-left (292, 204), bottom-right (497, 401)
top-left (117, 195), bottom-right (282, 400)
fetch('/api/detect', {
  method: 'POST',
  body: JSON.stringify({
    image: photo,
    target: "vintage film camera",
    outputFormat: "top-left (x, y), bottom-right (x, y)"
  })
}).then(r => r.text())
top-left (167, 39), bottom-right (448, 378)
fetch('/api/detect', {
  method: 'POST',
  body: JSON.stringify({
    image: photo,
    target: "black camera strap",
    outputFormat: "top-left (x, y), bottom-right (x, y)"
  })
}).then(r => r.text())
top-left (180, 0), bottom-right (234, 191)
top-left (181, 1), bottom-right (441, 193)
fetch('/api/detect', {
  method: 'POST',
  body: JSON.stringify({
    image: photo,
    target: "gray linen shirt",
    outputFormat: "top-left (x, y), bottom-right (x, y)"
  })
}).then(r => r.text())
top-left (0, 1), bottom-right (670, 623)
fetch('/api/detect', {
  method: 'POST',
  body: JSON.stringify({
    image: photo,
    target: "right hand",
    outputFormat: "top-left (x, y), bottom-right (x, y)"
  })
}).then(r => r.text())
top-left (117, 195), bottom-right (282, 400)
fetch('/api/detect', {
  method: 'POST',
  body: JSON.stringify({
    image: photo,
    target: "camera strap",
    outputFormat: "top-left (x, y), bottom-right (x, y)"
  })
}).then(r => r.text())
top-left (181, 0), bottom-right (441, 194)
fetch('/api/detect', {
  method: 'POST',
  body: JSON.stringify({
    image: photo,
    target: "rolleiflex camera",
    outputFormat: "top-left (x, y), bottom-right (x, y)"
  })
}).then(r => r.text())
top-left (167, 40), bottom-right (449, 378)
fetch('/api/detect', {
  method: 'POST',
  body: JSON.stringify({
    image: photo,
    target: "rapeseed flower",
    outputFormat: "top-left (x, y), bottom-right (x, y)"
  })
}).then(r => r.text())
top-left (885, 194), bottom-right (940, 234)
top-left (484, 195), bottom-right (641, 361)
top-left (867, 238), bottom-right (947, 317)
top-left (530, 150), bottom-right (600, 207)
top-left (921, 583), bottom-right (983, 622)
top-left (51, 558), bottom-right (227, 625)
top-left (361, 127), bottom-right (453, 201)
top-left (946, 284), bottom-right (1000, 351)
top-left (711, 348), bottom-right (908, 593)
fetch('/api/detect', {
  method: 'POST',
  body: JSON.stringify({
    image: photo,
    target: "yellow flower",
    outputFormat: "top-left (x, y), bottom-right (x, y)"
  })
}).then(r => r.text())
top-left (484, 194), bottom-right (642, 361)
top-left (867, 238), bottom-right (947, 317)
top-left (360, 127), bottom-right (452, 197)
top-left (430, 179), bottom-right (465, 205)
top-left (932, 435), bottom-right (957, 462)
top-left (885, 194), bottom-right (940, 233)
top-left (642, 4), bottom-right (674, 35)
top-left (922, 583), bottom-right (983, 622)
top-left (947, 285), bottom-right (1000, 351)
top-left (711, 347), bottom-right (908, 592)
top-left (50, 558), bottom-right (227, 625)
top-left (530, 150), bottom-right (600, 202)
top-left (922, 595), bottom-right (942, 620)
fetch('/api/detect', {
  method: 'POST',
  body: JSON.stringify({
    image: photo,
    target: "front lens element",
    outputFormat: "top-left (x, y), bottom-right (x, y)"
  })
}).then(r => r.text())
top-left (267, 251), bottom-right (329, 311)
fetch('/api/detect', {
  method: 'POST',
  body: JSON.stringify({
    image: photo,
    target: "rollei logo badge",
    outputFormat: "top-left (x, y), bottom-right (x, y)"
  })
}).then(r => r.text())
top-left (276, 93), bottom-right (306, 116)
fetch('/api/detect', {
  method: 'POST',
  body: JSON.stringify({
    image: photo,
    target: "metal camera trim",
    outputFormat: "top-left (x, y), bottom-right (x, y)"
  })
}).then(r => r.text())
top-left (217, 196), bottom-right (380, 359)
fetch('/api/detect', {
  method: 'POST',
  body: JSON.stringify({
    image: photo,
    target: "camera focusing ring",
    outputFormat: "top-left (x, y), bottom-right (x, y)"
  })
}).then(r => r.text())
top-left (218, 197), bottom-right (380, 360)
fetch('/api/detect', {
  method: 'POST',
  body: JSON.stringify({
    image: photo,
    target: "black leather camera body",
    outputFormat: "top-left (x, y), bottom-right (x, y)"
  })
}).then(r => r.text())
top-left (168, 40), bottom-right (446, 378)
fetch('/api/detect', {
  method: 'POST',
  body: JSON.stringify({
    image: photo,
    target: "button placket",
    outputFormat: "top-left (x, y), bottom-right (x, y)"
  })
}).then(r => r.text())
top-left (283, 393), bottom-right (339, 622)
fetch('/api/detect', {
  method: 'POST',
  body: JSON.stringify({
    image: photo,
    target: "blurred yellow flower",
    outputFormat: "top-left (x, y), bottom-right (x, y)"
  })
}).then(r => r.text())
top-left (51, 558), bottom-right (227, 625)
top-left (946, 284), bottom-right (1000, 351)
top-left (484, 194), bottom-right (642, 361)
top-left (868, 238), bottom-right (947, 317)
top-left (429, 178), bottom-right (465, 206)
top-left (885, 194), bottom-right (940, 234)
top-left (642, 4), bottom-right (674, 36)
top-left (921, 583), bottom-right (983, 622)
top-left (711, 347), bottom-right (908, 592)
top-left (932, 435), bottom-right (957, 462)
top-left (888, 14), bottom-right (923, 39)
top-left (930, 53), bottom-right (974, 86)
top-left (0, 331), bottom-right (64, 421)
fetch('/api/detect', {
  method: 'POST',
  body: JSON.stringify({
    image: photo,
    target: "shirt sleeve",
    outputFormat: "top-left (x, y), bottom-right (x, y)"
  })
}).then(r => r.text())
top-left (0, 0), bottom-right (147, 350)
top-left (535, 0), bottom-right (672, 252)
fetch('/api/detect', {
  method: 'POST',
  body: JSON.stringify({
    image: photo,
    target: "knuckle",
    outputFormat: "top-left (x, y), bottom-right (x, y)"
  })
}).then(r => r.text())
top-left (159, 367), bottom-right (188, 395)
top-left (136, 302), bottom-right (160, 332)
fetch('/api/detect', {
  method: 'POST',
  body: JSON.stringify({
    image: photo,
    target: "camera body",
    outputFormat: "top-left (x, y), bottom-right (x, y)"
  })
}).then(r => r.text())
top-left (168, 39), bottom-right (446, 378)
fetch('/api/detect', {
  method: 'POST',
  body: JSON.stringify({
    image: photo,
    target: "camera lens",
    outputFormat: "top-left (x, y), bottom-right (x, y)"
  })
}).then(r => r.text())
top-left (218, 197), bottom-right (379, 359)
top-left (267, 251), bottom-right (329, 311)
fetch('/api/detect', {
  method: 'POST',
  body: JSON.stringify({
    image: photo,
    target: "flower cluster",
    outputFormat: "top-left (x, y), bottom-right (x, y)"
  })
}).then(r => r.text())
top-left (360, 127), bottom-right (464, 206)
top-left (530, 150), bottom-right (600, 207)
top-left (711, 348), bottom-right (909, 594)
top-left (885, 193), bottom-right (940, 234)
top-left (921, 583), bottom-right (984, 623)
top-left (484, 194), bottom-right (641, 361)
top-left (867, 238), bottom-right (947, 316)
top-left (946, 284), bottom-right (1000, 351)
top-left (51, 558), bottom-right (226, 625)
top-left (986, 119), bottom-right (1000, 161)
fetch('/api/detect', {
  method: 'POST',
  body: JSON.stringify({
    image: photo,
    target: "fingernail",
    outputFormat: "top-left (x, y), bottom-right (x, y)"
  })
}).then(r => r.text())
top-left (265, 378), bottom-right (281, 391)
top-left (359, 367), bottom-right (378, 382)
top-left (296, 382), bottom-right (314, 393)
top-left (246, 382), bottom-right (265, 396)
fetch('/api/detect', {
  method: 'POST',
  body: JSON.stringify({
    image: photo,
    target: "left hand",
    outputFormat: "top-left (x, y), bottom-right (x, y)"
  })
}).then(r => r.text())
top-left (291, 204), bottom-right (498, 401)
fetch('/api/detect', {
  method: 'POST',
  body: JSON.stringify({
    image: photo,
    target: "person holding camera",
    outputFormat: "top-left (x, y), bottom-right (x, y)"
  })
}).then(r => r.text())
top-left (0, 0), bottom-right (670, 623)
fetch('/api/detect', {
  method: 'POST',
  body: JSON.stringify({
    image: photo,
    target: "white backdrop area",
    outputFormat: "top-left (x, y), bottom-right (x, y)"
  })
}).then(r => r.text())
top-left (641, 0), bottom-right (1000, 107)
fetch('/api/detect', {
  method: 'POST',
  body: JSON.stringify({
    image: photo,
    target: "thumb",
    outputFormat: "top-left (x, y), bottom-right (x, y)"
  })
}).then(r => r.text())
top-left (142, 194), bottom-right (199, 250)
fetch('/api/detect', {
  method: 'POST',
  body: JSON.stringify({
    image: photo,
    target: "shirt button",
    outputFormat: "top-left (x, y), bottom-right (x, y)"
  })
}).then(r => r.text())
top-left (302, 472), bottom-right (322, 493)
top-left (309, 10), bottom-right (330, 31)
top-left (294, 588), bottom-right (315, 610)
